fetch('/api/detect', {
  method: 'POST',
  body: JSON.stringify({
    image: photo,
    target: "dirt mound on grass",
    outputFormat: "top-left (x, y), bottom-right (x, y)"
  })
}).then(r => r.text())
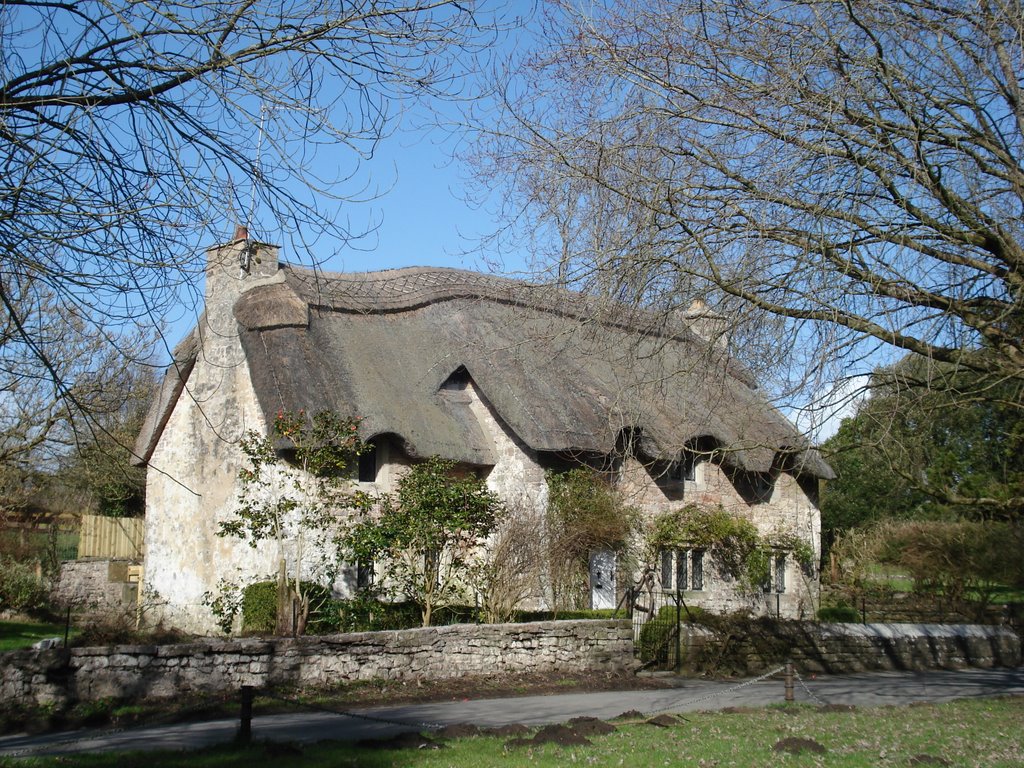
top-left (774, 737), bottom-right (826, 755)
top-left (505, 719), bottom-right (617, 748)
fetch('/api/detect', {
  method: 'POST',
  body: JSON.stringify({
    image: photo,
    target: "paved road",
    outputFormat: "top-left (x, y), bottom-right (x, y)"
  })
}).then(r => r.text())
top-left (1, 667), bottom-right (1022, 757)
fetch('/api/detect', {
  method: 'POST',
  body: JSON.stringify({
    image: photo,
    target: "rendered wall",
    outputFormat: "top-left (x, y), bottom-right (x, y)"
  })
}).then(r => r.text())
top-left (142, 241), bottom-right (343, 634)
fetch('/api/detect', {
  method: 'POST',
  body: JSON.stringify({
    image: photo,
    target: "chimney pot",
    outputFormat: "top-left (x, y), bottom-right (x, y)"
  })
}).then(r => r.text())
top-left (233, 224), bottom-right (249, 242)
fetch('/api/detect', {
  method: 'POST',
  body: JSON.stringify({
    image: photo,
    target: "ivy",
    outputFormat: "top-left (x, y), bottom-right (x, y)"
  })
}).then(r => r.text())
top-left (545, 468), bottom-right (638, 613)
top-left (770, 533), bottom-right (815, 573)
top-left (547, 468), bottom-right (637, 552)
top-left (651, 504), bottom-right (814, 594)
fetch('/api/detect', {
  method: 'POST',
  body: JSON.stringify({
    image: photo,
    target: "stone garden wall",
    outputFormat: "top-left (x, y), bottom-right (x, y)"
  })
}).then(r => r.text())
top-left (0, 620), bottom-right (634, 708)
top-left (1, 619), bottom-right (1018, 710)
top-left (51, 559), bottom-right (139, 616)
top-left (675, 622), bottom-right (1021, 676)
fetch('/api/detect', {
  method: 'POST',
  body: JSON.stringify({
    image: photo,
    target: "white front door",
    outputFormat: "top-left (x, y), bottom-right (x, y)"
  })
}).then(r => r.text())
top-left (589, 549), bottom-right (616, 610)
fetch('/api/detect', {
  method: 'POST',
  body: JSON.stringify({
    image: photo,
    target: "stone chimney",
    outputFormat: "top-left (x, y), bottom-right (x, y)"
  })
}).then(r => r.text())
top-left (206, 226), bottom-right (279, 305)
top-left (202, 227), bottom-right (281, 365)
top-left (678, 299), bottom-right (729, 348)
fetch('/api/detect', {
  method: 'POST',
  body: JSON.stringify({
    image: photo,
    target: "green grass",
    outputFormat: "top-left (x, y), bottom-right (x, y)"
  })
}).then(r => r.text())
top-left (855, 566), bottom-right (1024, 605)
top-left (0, 530), bottom-right (78, 562)
top-left (0, 620), bottom-right (72, 652)
top-left (965, 584), bottom-right (1024, 603)
top-left (3, 696), bottom-right (1022, 767)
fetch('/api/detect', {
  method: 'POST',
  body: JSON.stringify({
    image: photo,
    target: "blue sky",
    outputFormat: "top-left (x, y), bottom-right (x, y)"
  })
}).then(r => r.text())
top-left (249, 5), bottom-right (539, 282)
top-left (158, 8), bottom-right (538, 355)
top-left (318, 119), bottom-right (507, 275)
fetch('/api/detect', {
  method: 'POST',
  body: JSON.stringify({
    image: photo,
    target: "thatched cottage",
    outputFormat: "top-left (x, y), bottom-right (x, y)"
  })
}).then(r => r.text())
top-left (135, 234), bottom-right (832, 634)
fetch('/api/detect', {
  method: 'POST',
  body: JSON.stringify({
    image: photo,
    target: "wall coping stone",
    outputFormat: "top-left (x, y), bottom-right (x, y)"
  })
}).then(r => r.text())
top-left (819, 623), bottom-right (1018, 640)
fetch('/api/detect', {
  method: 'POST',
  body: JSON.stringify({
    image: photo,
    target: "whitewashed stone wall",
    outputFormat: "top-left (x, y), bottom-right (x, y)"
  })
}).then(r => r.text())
top-left (143, 241), bottom-right (341, 634)
top-left (0, 621), bottom-right (634, 707)
top-left (466, 380), bottom-right (548, 517)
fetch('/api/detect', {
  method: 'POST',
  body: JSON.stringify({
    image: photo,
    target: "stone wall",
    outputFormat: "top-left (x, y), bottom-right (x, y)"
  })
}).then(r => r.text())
top-left (619, 456), bottom-right (821, 620)
top-left (0, 620), bottom-right (634, 708)
top-left (51, 559), bottom-right (138, 616)
top-left (674, 622), bottom-right (1021, 676)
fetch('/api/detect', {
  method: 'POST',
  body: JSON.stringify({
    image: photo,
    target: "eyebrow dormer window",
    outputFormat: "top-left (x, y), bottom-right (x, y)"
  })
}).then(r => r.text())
top-left (667, 453), bottom-right (697, 482)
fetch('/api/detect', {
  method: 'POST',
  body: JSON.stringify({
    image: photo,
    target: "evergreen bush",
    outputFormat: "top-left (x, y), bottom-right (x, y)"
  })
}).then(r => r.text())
top-left (241, 580), bottom-right (334, 634)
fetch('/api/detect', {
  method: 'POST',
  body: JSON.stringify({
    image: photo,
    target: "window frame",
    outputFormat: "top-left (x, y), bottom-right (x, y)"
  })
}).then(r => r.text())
top-left (658, 548), bottom-right (704, 593)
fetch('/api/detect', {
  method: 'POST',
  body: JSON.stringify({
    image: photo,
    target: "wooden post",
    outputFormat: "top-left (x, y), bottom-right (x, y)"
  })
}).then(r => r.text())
top-left (238, 685), bottom-right (254, 745)
top-left (784, 661), bottom-right (795, 703)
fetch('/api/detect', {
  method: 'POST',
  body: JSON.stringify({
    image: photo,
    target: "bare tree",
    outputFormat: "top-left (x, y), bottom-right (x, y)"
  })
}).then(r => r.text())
top-left (468, 0), bottom-right (1024, 412)
top-left (472, 509), bottom-right (544, 624)
top-left (0, 276), bottom-right (152, 520)
top-left (1, 0), bottom-right (499, 414)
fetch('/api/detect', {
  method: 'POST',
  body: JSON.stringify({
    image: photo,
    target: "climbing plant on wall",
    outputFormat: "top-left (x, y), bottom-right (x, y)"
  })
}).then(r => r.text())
top-left (651, 504), bottom-right (813, 595)
top-left (545, 468), bottom-right (639, 614)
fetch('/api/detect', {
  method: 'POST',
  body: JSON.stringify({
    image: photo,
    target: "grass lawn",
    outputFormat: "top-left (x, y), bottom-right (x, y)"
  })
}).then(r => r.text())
top-left (3, 696), bottom-right (1021, 768)
top-left (0, 620), bottom-right (72, 653)
top-left (966, 584), bottom-right (1024, 604)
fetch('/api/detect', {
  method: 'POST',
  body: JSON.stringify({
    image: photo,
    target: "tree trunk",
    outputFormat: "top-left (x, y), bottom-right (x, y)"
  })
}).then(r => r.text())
top-left (275, 559), bottom-right (293, 636)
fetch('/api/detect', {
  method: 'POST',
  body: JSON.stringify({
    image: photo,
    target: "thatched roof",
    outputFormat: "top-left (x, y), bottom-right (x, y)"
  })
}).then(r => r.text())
top-left (136, 265), bottom-right (833, 479)
top-left (133, 327), bottom-right (199, 468)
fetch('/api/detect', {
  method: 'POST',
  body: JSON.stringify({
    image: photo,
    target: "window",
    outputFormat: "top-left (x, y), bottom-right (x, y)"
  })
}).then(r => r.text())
top-left (659, 549), bottom-right (704, 592)
top-left (675, 548), bottom-right (688, 593)
top-left (762, 553), bottom-right (787, 594)
top-left (356, 560), bottom-right (374, 590)
top-left (358, 443), bottom-right (378, 482)
top-left (666, 454), bottom-right (697, 483)
top-left (774, 553), bottom-right (786, 594)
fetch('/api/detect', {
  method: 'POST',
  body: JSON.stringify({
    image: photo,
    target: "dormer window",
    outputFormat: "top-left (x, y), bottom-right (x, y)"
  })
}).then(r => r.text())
top-left (667, 453), bottom-right (697, 483)
top-left (358, 442), bottom-right (378, 483)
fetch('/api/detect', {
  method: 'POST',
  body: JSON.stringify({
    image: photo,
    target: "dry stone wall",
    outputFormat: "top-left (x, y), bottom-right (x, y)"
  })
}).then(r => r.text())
top-left (0, 620), bottom-right (634, 708)
top-left (676, 622), bottom-right (1021, 676)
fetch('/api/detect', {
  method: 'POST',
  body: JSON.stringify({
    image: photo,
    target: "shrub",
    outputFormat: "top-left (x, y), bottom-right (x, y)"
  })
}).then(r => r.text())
top-left (513, 608), bottom-right (621, 622)
top-left (637, 606), bottom-right (679, 664)
top-left (333, 597), bottom-right (486, 632)
top-left (433, 604), bottom-right (480, 625)
top-left (335, 596), bottom-right (422, 632)
top-left (241, 581), bottom-right (334, 635)
top-left (817, 605), bottom-right (860, 622)
top-left (0, 557), bottom-right (50, 616)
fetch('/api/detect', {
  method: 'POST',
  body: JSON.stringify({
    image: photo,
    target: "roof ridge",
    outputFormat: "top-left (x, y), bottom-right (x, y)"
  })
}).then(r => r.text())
top-left (281, 264), bottom-right (530, 308)
top-left (273, 264), bottom-right (758, 390)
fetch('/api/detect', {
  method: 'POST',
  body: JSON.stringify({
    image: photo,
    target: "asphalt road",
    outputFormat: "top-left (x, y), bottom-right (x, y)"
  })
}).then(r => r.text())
top-left (1, 667), bottom-right (1022, 757)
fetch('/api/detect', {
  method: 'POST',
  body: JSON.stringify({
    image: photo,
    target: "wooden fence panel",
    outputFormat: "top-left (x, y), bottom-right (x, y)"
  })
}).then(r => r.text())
top-left (78, 515), bottom-right (144, 559)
